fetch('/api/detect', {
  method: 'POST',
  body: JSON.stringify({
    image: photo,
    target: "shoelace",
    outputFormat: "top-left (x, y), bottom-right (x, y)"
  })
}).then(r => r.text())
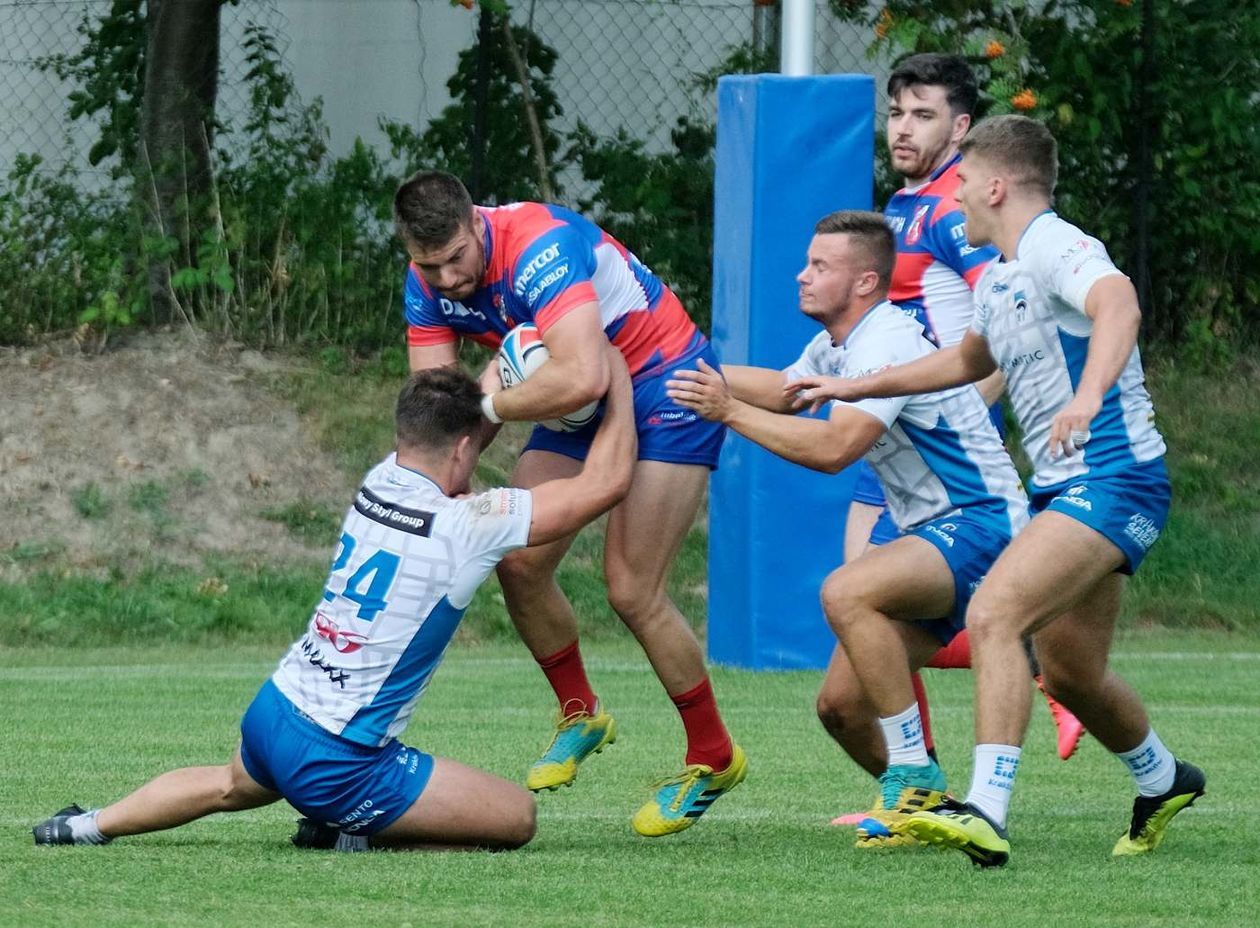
top-left (649, 765), bottom-right (713, 812)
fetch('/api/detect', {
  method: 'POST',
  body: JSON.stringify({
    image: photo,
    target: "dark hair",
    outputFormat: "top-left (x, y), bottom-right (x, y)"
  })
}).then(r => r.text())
top-left (393, 170), bottom-right (475, 250)
top-left (960, 115), bottom-right (1058, 198)
top-left (887, 53), bottom-right (980, 118)
top-left (813, 210), bottom-right (896, 291)
top-left (395, 367), bottom-right (483, 451)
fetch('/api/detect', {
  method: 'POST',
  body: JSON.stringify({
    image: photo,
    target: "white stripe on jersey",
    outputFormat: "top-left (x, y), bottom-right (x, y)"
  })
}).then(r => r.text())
top-left (970, 213), bottom-right (1166, 487)
top-left (784, 302), bottom-right (1028, 535)
top-left (272, 454), bottom-right (532, 747)
top-left (921, 261), bottom-right (978, 348)
top-left (591, 241), bottom-right (650, 326)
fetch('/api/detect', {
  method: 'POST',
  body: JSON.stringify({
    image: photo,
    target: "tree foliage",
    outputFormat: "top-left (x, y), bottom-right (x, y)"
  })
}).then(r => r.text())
top-left (832, 0), bottom-right (1260, 356)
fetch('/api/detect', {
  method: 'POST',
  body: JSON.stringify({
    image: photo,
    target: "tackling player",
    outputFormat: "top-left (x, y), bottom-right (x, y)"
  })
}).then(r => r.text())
top-left (789, 116), bottom-right (1205, 867)
top-left (394, 171), bottom-right (744, 836)
top-left (667, 210), bottom-right (1028, 848)
top-left (837, 55), bottom-right (1084, 790)
top-left (33, 360), bottom-right (636, 851)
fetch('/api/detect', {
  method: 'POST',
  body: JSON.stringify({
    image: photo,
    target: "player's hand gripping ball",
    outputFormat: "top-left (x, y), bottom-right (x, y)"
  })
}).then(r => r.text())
top-left (497, 323), bottom-right (600, 432)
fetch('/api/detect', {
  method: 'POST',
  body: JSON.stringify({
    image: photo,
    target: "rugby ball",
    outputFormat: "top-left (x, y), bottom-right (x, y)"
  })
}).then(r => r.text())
top-left (497, 323), bottom-right (599, 432)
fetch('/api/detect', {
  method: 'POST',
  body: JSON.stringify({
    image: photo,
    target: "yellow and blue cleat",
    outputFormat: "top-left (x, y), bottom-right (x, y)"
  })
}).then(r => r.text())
top-left (854, 761), bottom-right (948, 849)
top-left (896, 797), bottom-right (1011, 868)
top-left (632, 743), bottom-right (747, 837)
top-left (525, 705), bottom-right (617, 792)
top-left (1113, 759), bottom-right (1205, 857)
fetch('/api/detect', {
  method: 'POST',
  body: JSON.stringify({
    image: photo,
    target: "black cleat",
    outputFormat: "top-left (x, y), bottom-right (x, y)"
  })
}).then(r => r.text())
top-left (1113, 759), bottom-right (1206, 856)
top-left (33, 804), bottom-right (106, 846)
top-left (291, 817), bottom-right (340, 850)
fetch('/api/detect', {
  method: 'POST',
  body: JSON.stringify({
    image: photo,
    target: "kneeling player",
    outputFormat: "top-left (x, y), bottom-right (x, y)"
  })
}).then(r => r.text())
top-left (667, 211), bottom-right (1027, 847)
top-left (33, 357), bottom-right (635, 852)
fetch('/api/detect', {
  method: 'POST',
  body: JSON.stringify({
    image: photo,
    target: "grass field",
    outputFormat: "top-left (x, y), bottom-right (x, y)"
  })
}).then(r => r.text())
top-left (5, 632), bottom-right (1258, 928)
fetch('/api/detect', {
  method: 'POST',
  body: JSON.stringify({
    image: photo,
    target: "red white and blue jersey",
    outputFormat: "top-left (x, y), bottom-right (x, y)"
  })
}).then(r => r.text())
top-left (271, 454), bottom-right (533, 748)
top-left (404, 203), bottom-right (705, 378)
top-left (884, 155), bottom-right (999, 348)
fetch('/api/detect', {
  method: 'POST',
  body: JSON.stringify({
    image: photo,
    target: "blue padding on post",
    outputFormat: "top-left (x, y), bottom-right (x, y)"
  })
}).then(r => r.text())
top-left (708, 74), bottom-right (874, 670)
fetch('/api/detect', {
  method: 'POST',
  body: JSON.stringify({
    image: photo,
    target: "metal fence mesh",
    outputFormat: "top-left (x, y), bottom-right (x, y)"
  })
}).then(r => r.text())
top-left (0, 1), bottom-right (877, 184)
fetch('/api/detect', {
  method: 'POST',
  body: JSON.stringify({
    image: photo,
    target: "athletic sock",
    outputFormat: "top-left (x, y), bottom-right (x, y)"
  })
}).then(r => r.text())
top-left (333, 832), bottom-right (370, 852)
top-left (535, 640), bottom-right (598, 716)
top-left (910, 672), bottom-right (936, 756)
top-left (671, 678), bottom-right (733, 770)
top-left (1116, 729), bottom-right (1177, 797)
top-left (66, 809), bottom-right (109, 845)
top-left (879, 701), bottom-right (931, 768)
top-left (965, 744), bottom-right (1022, 828)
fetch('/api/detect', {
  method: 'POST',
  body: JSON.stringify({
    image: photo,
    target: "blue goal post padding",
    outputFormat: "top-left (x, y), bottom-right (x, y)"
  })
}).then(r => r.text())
top-left (708, 74), bottom-right (874, 670)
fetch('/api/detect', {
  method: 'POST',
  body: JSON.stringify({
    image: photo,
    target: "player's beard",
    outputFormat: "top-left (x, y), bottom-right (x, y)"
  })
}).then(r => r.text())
top-left (891, 135), bottom-right (953, 185)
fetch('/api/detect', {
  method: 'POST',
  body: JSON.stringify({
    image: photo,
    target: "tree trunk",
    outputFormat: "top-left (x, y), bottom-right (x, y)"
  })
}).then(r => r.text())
top-left (139, 0), bottom-right (222, 325)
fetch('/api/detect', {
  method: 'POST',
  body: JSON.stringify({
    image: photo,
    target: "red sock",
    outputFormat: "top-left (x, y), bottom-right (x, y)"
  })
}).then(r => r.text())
top-left (926, 629), bottom-right (972, 670)
top-left (535, 641), bottom-right (598, 715)
top-left (672, 678), bottom-right (734, 770)
top-left (911, 671), bottom-right (936, 754)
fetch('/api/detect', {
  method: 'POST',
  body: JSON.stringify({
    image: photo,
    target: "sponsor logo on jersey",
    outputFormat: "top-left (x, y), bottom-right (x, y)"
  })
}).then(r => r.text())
top-left (438, 297), bottom-right (484, 321)
top-left (905, 204), bottom-right (931, 246)
top-left (513, 243), bottom-right (562, 296)
top-left (991, 282), bottom-right (1010, 294)
top-left (314, 611), bottom-right (370, 654)
top-left (999, 349), bottom-right (1046, 374)
top-left (647, 409), bottom-right (697, 426)
top-left (885, 214), bottom-right (907, 234)
top-left (526, 262), bottom-right (570, 305)
top-left (354, 486), bottom-right (435, 537)
top-left (298, 636), bottom-right (351, 688)
top-left (1014, 290), bottom-right (1029, 322)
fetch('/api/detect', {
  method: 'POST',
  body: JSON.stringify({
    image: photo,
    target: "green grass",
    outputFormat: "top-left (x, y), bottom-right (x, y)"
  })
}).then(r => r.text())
top-left (3, 633), bottom-right (1258, 927)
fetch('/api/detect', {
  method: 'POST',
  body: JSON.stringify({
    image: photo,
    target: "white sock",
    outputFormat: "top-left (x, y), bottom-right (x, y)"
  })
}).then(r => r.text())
top-left (1116, 729), bottom-right (1176, 797)
top-left (965, 744), bottom-right (1022, 828)
top-left (878, 702), bottom-right (931, 768)
top-left (334, 831), bottom-right (370, 852)
top-left (67, 809), bottom-right (109, 845)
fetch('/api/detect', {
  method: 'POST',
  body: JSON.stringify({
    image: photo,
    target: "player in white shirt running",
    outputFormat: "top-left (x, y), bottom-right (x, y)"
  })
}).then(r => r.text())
top-left (667, 210), bottom-right (1027, 848)
top-left (788, 116), bottom-right (1204, 867)
top-left (33, 360), bottom-right (636, 852)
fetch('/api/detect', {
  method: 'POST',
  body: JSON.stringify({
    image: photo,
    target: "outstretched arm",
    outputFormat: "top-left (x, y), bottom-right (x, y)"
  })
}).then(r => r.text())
top-left (784, 329), bottom-right (997, 407)
top-left (667, 358), bottom-right (885, 474)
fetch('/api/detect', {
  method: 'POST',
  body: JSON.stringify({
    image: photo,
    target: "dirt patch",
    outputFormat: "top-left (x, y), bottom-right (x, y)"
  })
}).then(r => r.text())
top-left (0, 330), bottom-right (356, 577)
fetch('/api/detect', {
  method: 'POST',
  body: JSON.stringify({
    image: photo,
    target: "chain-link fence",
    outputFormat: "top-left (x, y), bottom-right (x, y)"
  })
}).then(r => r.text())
top-left (0, 0), bottom-right (290, 178)
top-left (0, 1), bottom-right (878, 183)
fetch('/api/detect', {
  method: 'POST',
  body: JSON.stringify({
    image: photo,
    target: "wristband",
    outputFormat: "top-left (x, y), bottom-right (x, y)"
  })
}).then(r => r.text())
top-left (481, 393), bottom-right (503, 424)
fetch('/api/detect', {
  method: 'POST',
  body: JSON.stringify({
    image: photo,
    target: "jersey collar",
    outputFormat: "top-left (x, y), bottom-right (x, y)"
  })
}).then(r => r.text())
top-left (1013, 209), bottom-right (1058, 261)
top-left (840, 299), bottom-right (893, 348)
top-left (387, 452), bottom-right (445, 495)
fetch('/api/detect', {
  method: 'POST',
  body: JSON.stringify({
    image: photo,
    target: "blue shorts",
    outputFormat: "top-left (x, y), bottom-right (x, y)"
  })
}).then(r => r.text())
top-left (522, 341), bottom-right (726, 470)
top-left (239, 680), bottom-right (435, 836)
top-left (1029, 457), bottom-right (1170, 575)
top-left (849, 462), bottom-right (901, 546)
top-left (897, 506), bottom-right (1015, 644)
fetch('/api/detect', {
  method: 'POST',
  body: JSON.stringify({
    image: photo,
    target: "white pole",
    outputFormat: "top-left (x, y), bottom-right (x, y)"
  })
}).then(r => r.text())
top-left (780, 0), bottom-right (815, 76)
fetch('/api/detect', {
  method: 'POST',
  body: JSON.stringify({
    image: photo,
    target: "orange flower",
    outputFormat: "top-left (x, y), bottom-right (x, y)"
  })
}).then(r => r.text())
top-left (1116, 0), bottom-right (1133, 6)
top-left (458, 0), bottom-right (474, 9)
top-left (1012, 89), bottom-right (1038, 111)
top-left (985, 40), bottom-right (1006, 59)
top-left (875, 9), bottom-right (894, 40)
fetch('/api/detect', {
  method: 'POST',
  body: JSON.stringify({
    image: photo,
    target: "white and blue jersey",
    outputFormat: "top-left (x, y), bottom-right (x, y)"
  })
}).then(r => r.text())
top-left (785, 301), bottom-right (1027, 538)
top-left (971, 212), bottom-right (1166, 489)
top-left (271, 454), bottom-right (533, 748)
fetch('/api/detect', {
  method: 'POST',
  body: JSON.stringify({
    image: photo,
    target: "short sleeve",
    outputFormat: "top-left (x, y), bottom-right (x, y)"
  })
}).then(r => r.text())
top-left (511, 226), bottom-right (598, 335)
top-left (1043, 234), bottom-right (1126, 315)
top-left (969, 273), bottom-right (993, 337)
top-left (465, 487), bottom-right (534, 557)
top-left (403, 265), bottom-right (457, 347)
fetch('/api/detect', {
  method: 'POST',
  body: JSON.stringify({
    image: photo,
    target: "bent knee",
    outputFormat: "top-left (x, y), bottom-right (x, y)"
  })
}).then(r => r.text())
top-left (816, 685), bottom-right (864, 733)
top-left (819, 569), bottom-right (870, 630)
top-left (605, 571), bottom-right (665, 626)
top-left (498, 794), bottom-right (537, 850)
